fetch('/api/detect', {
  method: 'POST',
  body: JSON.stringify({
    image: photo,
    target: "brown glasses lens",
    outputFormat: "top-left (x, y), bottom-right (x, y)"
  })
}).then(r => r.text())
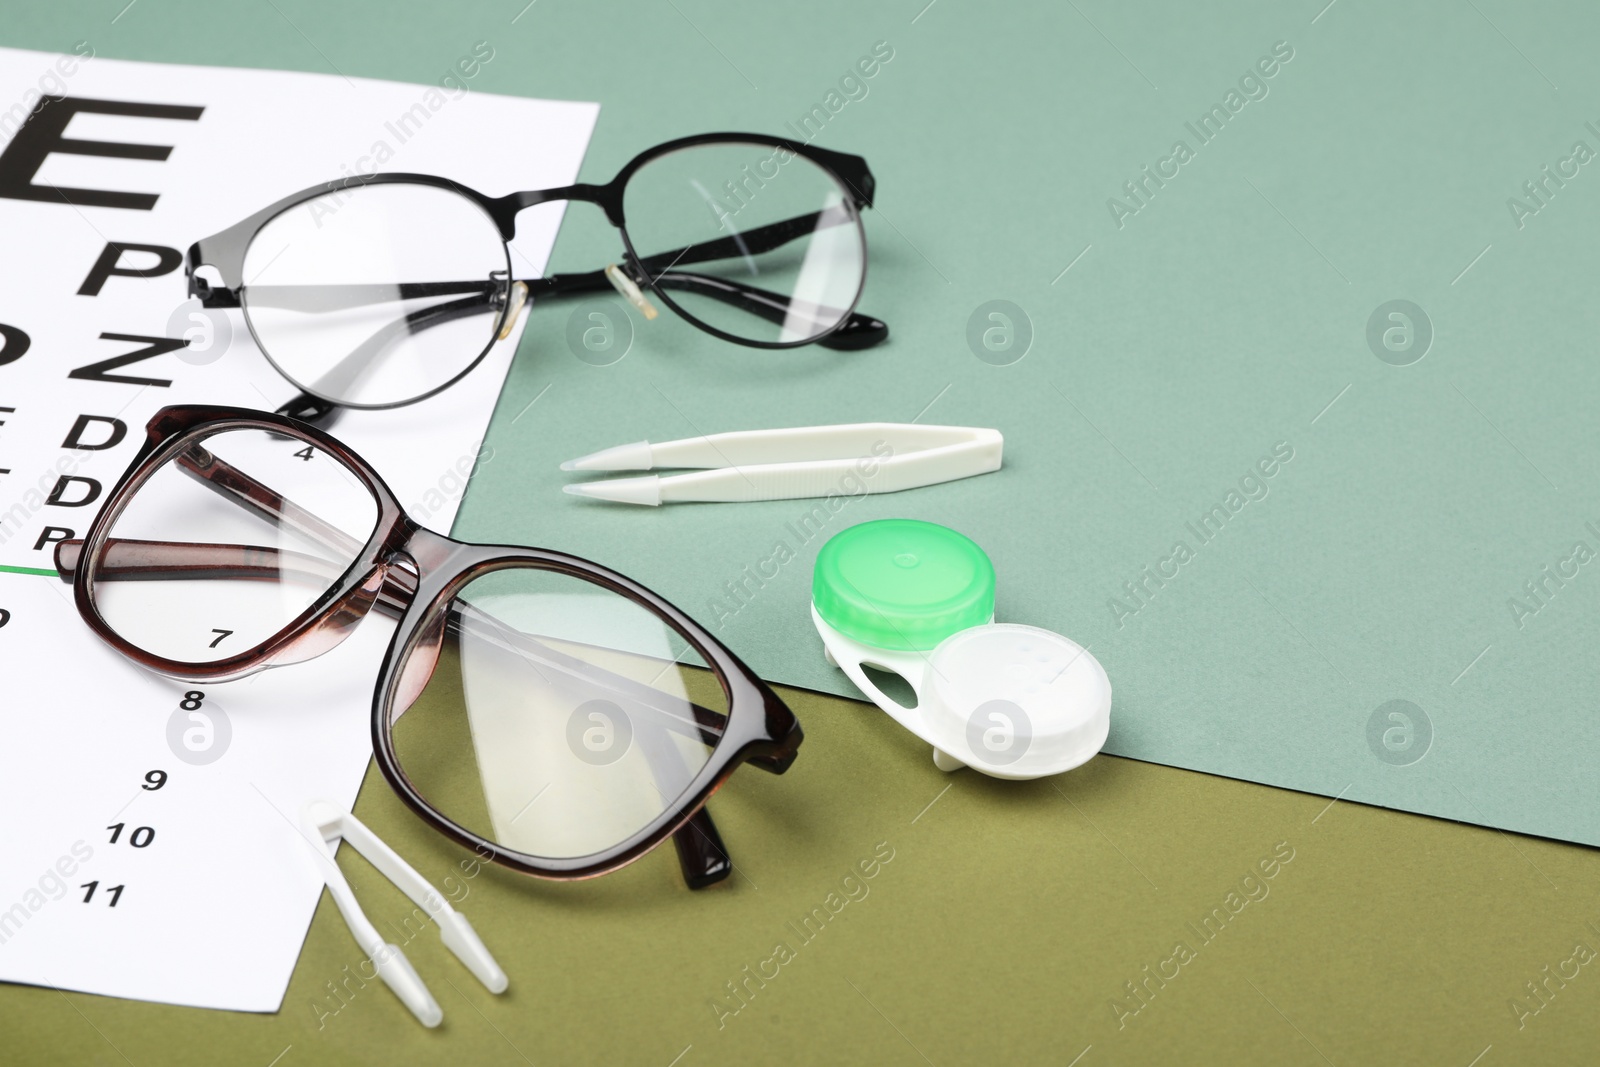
top-left (86, 427), bottom-right (379, 664)
top-left (389, 564), bottom-right (730, 860)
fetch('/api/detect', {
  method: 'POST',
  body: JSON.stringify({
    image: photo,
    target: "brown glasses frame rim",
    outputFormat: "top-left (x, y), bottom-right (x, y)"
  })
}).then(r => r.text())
top-left (70, 404), bottom-right (802, 881)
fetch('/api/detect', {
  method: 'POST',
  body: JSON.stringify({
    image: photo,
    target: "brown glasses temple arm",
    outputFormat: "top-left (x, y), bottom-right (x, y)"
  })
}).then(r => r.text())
top-left (55, 536), bottom-right (733, 745)
top-left (57, 537), bottom-right (352, 587)
top-left (57, 532), bottom-right (747, 887)
top-left (166, 453), bottom-right (726, 731)
top-left (155, 449), bottom-right (772, 885)
top-left (174, 444), bottom-right (364, 557)
top-left (170, 440), bottom-right (793, 750)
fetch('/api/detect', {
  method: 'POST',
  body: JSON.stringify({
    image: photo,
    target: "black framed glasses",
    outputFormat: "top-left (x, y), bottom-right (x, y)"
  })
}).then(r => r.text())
top-left (56, 405), bottom-right (803, 886)
top-left (185, 133), bottom-right (887, 423)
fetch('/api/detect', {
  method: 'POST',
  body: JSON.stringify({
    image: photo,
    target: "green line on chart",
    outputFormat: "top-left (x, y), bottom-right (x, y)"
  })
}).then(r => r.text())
top-left (0, 565), bottom-right (60, 577)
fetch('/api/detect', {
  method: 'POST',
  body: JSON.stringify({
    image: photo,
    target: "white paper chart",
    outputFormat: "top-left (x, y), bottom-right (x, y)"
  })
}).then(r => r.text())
top-left (0, 46), bottom-right (598, 1011)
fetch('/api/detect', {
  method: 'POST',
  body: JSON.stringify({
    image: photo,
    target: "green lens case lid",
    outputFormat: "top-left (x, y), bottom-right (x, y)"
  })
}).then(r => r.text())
top-left (811, 519), bottom-right (996, 651)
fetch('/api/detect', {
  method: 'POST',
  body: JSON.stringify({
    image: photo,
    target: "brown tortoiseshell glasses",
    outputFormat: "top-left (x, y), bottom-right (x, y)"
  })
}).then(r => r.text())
top-left (56, 405), bottom-right (802, 887)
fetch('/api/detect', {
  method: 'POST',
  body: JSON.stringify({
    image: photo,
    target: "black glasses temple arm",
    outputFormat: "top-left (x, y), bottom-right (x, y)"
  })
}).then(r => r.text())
top-left (631, 205), bottom-right (853, 274)
top-left (221, 280), bottom-right (498, 312)
top-left (219, 266), bottom-right (884, 354)
top-left (528, 268), bottom-right (887, 350)
top-left (191, 208), bottom-right (886, 351)
top-left (250, 297), bottom-right (506, 431)
top-left (187, 207), bottom-right (842, 309)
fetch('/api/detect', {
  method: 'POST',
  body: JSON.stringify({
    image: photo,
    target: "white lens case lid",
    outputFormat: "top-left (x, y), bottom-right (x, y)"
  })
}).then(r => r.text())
top-left (813, 608), bottom-right (1112, 780)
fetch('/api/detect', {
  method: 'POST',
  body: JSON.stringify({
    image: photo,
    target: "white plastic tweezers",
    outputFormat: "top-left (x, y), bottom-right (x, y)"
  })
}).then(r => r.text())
top-left (560, 422), bottom-right (1003, 505)
top-left (301, 801), bottom-right (507, 1027)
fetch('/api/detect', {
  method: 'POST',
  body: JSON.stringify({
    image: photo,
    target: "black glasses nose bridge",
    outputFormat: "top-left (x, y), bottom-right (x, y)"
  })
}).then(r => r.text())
top-left (493, 181), bottom-right (623, 235)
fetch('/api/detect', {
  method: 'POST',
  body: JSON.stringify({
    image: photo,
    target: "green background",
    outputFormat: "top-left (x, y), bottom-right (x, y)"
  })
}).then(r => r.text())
top-left (6, 0), bottom-right (1600, 1062)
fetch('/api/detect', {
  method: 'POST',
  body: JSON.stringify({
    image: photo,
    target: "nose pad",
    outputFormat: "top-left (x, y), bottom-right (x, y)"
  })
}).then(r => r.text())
top-left (270, 563), bottom-right (389, 668)
top-left (496, 281), bottom-right (528, 341)
top-left (391, 602), bottom-right (450, 721)
top-left (605, 263), bottom-right (658, 320)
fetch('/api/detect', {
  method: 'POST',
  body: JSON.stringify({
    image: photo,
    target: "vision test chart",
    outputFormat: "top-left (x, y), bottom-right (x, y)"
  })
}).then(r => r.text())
top-left (0, 45), bottom-right (598, 1011)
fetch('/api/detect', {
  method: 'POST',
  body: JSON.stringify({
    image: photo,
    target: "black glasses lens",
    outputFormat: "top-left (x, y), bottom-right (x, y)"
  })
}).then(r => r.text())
top-left (622, 142), bottom-right (866, 345)
top-left (240, 182), bottom-right (510, 408)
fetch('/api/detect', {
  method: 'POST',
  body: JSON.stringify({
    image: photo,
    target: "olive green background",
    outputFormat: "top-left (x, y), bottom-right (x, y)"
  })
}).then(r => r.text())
top-left (6, 682), bottom-right (1600, 1066)
top-left (6, 0), bottom-right (1600, 1062)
